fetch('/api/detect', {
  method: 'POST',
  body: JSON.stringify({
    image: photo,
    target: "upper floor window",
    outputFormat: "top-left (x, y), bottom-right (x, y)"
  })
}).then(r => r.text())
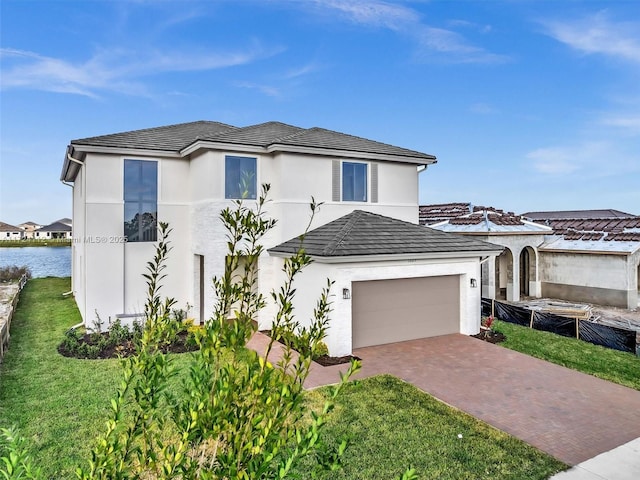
top-left (124, 159), bottom-right (157, 242)
top-left (342, 162), bottom-right (367, 202)
top-left (225, 155), bottom-right (257, 200)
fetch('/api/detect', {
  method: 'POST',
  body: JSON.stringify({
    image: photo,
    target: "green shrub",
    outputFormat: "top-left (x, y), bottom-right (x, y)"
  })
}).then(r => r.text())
top-left (0, 265), bottom-right (31, 282)
top-left (76, 187), bottom-right (362, 479)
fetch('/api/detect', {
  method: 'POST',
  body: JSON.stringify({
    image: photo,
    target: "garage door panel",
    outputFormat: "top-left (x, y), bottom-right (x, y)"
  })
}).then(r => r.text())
top-left (352, 275), bottom-right (460, 349)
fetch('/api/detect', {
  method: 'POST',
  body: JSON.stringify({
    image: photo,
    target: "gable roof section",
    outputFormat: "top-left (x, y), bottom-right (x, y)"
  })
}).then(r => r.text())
top-left (267, 127), bottom-right (434, 161)
top-left (428, 207), bottom-right (552, 235)
top-left (419, 203), bottom-right (472, 225)
top-left (523, 209), bottom-right (637, 221)
top-left (269, 210), bottom-right (503, 261)
top-left (71, 121), bottom-right (237, 152)
top-left (38, 221), bottom-right (72, 232)
top-left (0, 221), bottom-right (24, 232)
top-left (198, 121), bottom-right (305, 147)
top-left (63, 120), bottom-right (436, 181)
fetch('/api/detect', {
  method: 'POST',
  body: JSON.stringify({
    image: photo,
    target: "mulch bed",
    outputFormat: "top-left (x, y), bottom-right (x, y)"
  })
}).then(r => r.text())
top-left (259, 330), bottom-right (359, 366)
top-left (314, 354), bottom-right (361, 367)
top-left (58, 331), bottom-right (198, 359)
top-left (472, 329), bottom-right (506, 344)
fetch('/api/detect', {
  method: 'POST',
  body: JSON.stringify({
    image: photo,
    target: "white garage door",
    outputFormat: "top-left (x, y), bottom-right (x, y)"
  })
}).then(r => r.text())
top-left (352, 275), bottom-right (460, 349)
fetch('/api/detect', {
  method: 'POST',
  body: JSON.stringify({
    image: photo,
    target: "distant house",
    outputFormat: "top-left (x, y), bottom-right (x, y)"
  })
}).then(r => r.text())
top-left (18, 221), bottom-right (43, 239)
top-left (523, 210), bottom-right (640, 310)
top-left (60, 120), bottom-right (503, 356)
top-left (0, 222), bottom-right (24, 241)
top-left (423, 204), bottom-right (552, 302)
top-left (35, 221), bottom-right (72, 240)
top-left (422, 204), bottom-right (640, 310)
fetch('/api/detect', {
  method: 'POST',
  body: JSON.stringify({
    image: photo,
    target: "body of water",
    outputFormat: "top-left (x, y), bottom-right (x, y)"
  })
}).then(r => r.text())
top-left (0, 246), bottom-right (71, 278)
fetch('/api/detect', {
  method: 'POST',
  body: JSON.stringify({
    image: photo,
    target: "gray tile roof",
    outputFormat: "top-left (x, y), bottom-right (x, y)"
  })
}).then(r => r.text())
top-left (38, 221), bottom-right (72, 232)
top-left (200, 121), bottom-right (305, 147)
top-left (71, 121), bottom-right (237, 152)
top-left (0, 221), bottom-right (23, 232)
top-left (270, 127), bottom-right (435, 160)
top-left (70, 120), bottom-right (436, 161)
top-left (268, 210), bottom-right (503, 258)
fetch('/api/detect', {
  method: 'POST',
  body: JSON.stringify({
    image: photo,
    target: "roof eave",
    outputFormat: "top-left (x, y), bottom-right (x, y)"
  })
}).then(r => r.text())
top-left (440, 230), bottom-right (551, 236)
top-left (70, 144), bottom-right (183, 158)
top-left (60, 146), bottom-right (86, 182)
top-left (181, 141), bottom-right (267, 156)
top-left (266, 143), bottom-right (437, 165)
top-left (269, 249), bottom-right (503, 263)
top-left (180, 140), bottom-right (437, 165)
top-left (538, 247), bottom-right (635, 256)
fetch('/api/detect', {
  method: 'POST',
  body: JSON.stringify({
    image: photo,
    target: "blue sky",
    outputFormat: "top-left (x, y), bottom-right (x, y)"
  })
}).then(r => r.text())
top-left (1, 0), bottom-right (639, 226)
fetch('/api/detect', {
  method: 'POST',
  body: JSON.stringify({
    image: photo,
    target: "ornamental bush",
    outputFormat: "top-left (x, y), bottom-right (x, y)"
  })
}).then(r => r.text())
top-left (76, 185), bottom-right (360, 479)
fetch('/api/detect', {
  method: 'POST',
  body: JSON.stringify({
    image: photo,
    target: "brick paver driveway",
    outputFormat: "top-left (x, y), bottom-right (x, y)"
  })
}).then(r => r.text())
top-left (307, 334), bottom-right (640, 466)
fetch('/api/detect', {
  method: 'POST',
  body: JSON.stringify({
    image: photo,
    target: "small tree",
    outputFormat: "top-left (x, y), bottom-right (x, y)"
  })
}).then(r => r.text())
top-left (77, 184), bottom-right (359, 479)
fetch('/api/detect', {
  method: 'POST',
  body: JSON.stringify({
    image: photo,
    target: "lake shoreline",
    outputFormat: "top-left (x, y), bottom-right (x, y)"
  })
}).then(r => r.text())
top-left (0, 246), bottom-right (71, 278)
top-left (0, 240), bottom-right (72, 248)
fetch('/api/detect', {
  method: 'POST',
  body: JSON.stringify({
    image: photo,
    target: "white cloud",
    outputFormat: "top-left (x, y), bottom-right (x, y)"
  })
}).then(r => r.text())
top-left (601, 115), bottom-right (640, 135)
top-left (311, 0), bottom-right (419, 31)
top-left (416, 27), bottom-right (507, 64)
top-left (469, 102), bottom-right (497, 115)
top-left (234, 81), bottom-right (282, 98)
top-left (540, 11), bottom-right (640, 64)
top-left (526, 142), bottom-right (609, 175)
top-left (306, 0), bottom-right (507, 64)
top-left (0, 43), bottom-right (279, 98)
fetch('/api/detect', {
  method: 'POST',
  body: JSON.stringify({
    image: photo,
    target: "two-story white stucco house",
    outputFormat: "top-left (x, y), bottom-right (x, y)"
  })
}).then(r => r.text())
top-left (61, 121), bottom-right (502, 355)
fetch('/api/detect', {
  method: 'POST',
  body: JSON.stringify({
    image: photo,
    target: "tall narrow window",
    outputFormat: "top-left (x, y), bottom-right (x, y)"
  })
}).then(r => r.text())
top-left (342, 162), bottom-right (367, 202)
top-left (124, 159), bottom-right (157, 242)
top-left (225, 156), bottom-right (257, 199)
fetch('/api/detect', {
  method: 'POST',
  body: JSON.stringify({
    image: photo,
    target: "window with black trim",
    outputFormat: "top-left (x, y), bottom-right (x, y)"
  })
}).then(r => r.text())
top-left (342, 161), bottom-right (367, 202)
top-left (124, 159), bottom-right (157, 242)
top-left (225, 155), bottom-right (257, 199)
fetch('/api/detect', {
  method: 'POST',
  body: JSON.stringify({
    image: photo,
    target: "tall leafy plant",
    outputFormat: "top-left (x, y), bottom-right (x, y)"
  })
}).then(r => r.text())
top-left (77, 185), bottom-right (360, 479)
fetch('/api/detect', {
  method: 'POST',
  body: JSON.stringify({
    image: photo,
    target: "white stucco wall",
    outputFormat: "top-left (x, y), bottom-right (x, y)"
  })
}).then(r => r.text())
top-left (272, 256), bottom-right (483, 356)
top-left (73, 146), bottom-right (429, 333)
top-left (75, 153), bottom-right (192, 327)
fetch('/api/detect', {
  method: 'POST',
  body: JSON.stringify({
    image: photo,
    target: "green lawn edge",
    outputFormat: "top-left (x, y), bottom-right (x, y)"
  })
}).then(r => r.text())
top-left (494, 320), bottom-right (640, 391)
top-left (1, 278), bottom-right (566, 479)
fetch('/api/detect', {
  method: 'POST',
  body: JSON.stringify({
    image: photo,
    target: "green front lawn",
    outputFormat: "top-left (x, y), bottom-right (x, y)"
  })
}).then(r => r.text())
top-left (494, 320), bottom-right (640, 391)
top-left (1, 278), bottom-right (566, 479)
top-left (303, 375), bottom-right (565, 479)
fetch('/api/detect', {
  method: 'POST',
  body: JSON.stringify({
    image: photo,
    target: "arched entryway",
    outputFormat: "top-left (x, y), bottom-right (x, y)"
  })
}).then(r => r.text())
top-left (519, 246), bottom-right (537, 298)
top-left (495, 248), bottom-right (513, 300)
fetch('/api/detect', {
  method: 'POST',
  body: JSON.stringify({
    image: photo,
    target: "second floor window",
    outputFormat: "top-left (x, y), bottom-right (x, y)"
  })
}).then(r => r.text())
top-left (225, 156), bottom-right (257, 200)
top-left (342, 162), bottom-right (367, 202)
top-left (124, 159), bottom-right (157, 242)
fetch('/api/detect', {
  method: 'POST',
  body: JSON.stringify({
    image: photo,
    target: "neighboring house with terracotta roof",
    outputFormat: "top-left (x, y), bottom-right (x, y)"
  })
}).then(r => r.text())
top-left (18, 221), bottom-right (43, 239)
top-left (522, 209), bottom-right (637, 222)
top-left (0, 222), bottom-right (24, 241)
top-left (35, 221), bottom-right (72, 240)
top-left (423, 204), bottom-right (640, 309)
top-left (61, 120), bottom-right (502, 356)
top-left (528, 213), bottom-right (640, 309)
top-left (426, 207), bottom-right (552, 303)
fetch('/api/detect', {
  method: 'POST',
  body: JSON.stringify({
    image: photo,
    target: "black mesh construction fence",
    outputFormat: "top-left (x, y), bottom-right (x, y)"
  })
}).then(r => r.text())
top-left (482, 298), bottom-right (637, 354)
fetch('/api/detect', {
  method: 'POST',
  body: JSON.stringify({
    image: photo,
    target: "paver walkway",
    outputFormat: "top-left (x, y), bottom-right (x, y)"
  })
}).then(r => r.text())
top-left (250, 332), bottom-right (640, 466)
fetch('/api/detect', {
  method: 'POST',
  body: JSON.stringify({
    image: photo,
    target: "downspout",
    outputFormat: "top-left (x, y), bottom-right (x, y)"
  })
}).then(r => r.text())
top-left (61, 153), bottom-right (85, 330)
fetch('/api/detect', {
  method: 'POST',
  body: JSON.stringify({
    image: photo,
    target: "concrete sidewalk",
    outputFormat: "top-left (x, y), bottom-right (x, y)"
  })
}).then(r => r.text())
top-left (550, 437), bottom-right (640, 479)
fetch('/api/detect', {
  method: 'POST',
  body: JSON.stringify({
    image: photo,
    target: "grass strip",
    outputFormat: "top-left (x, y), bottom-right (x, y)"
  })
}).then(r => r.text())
top-left (300, 375), bottom-right (566, 479)
top-left (494, 320), bottom-right (640, 391)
